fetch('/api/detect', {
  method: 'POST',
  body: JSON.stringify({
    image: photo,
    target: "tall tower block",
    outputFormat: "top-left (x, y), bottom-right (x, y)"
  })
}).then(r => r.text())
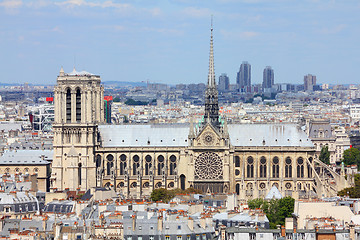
top-left (51, 67), bottom-right (104, 191)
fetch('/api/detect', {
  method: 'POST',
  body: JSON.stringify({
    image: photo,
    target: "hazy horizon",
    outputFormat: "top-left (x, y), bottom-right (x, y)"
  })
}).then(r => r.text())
top-left (0, 0), bottom-right (359, 86)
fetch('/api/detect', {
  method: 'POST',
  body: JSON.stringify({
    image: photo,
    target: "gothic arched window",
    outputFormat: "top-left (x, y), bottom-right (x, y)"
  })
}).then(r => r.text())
top-left (133, 155), bottom-right (140, 175)
top-left (297, 157), bottom-right (304, 178)
top-left (234, 156), bottom-right (240, 167)
top-left (308, 157), bottom-right (313, 178)
top-left (247, 157), bottom-right (254, 178)
top-left (95, 154), bottom-right (101, 168)
top-left (106, 162), bottom-right (113, 175)
top-left (119, 154), bottom-right (127, 175)
top-left (157, 155), bottom-right (164, 175)
top-left (66, 88), bottom-right (71, 122)
top-left (272, 157), bottom-right (279, 178)
top-left (259, 157), bottom-right (266, 178)
top-left (76, 88), bottom-right (81, 122)
top-left (169, 155), bottom-right (176, 175)
top-left (145, 155), bottom-right (152, 175)
top-left (285, 157), bottom-right (292, 178)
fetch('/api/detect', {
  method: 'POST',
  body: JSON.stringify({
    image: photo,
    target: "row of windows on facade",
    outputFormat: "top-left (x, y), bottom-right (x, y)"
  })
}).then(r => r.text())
top-left (0, 167), bottom-right (39, 174)
top-left (126, 233), bottom-right (209, 240)
top-left (235, 180), bottom-right (308, 194)
top-left (96, 154), bottom-right (177, 176)
top-left (235, 156), bottom-right (312, 179)
top-left (103, 180), bottom-right (175, 189)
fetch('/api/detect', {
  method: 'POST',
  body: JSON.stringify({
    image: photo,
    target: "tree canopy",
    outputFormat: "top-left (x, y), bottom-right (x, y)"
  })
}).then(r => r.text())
top-left (150, 188), bottom-right (202, 203)
top-left (338, 174), bottom-right (360, 198)
top-left (319, 146), bottom-right (330, 165)
top-left (342, 147), bottom-right (360, 169)
top-left (125, 98), bottom-right (148, 106)
top-left (248, 197), bottom-right (295, 229)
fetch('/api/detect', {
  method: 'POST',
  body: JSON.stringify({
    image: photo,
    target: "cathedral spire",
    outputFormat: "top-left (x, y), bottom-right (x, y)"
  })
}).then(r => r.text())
top-left (208, 16), bottom-right (216, 88)
top-left (203, 16), bottom-right (220, 129)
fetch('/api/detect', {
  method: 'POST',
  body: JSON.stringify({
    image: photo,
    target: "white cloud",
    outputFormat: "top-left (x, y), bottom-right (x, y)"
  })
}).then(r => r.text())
top-left (181, 7), bottom-right (212, 18)
top-left (221, 29), bottom-right (260, 40)
top-left (142, 27), bottom-right (183, 36)
top-left (320, 24), bottom-right (346, 34)
top-left (55, 0), bottom-right (132, 9)
top-left (0, 0), bottom-right (22, 9)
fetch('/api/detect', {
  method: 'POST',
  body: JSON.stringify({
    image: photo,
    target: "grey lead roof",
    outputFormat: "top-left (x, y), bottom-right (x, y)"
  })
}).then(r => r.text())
top-left (0, 150), bottom-right (53, 165)
top-left (98, 123), bottom-right (313, 148)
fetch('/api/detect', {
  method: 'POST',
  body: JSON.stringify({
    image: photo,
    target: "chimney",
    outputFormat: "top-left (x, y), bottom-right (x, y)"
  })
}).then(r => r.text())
top-left (132, 214), bottom-right (136, 231)
top-left (205, 216), bottom-right (212, 226)
top-left (281, 225), bottom-right (285, 237)
top-left (350, 223), bottom-right (355, 240)
top-left (219, 225), bottom-right (226, 240)
top-left (30, 174), bottom-right (38, 192)
top-left (200, 217), bottom-right (206, 229)
top-left (54, 223), bottom-right (63, 240)
top-left (187, 217), bottom-right (194, 231)
top-left (158, 216), bottom-right (163, 231)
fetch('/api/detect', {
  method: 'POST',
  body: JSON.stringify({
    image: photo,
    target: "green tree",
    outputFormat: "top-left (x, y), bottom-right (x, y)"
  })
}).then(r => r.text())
top-left (150, 188), bottom-right (202, 203)
top-left (343, 147), bottom-right (360, 169)
top-left (247, 197), bottom-right (295, 229)
top-left (150, 188), bottom-right (171, 202)
top-left (338, 174), bottom-right (360, 198)
top-left (319, 146), bottom-right (330, 165)
top-left (248, 198), bottom-right (266, 209)
top-left (125, 98), bottom-right (148, 106)
top-left (113, 96), bottom-right (121, 102)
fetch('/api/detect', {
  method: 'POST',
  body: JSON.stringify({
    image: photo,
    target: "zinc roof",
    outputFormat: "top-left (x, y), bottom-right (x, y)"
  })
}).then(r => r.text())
top-left (98, 123), bottom-right (313, 148)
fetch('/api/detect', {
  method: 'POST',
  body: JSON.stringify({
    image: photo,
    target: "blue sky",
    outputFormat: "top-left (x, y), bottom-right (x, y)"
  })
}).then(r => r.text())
top-left (0, 0), bottom-right (359, 85)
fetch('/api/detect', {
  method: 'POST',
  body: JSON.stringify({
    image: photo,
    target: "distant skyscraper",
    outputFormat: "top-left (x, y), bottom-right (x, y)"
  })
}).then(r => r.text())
top-left (262, 66), bottom-right (274, 89)
top-left (218, 73), bottom-right (230, 91)
top-left (304, 74), bottom-right (317, 91)
top-left (236, 61), bottom-right (251, 92)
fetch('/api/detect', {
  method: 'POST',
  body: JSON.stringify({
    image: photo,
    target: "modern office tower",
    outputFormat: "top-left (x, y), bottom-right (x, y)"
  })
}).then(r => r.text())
top-left (304, 74), bottom-right (317, 91)
top-left (218, 73), bottom-right (230, 91)
top-left (262, 66), bottom-right (274, 89)
top-left (236, 61), bottom-right (251, 92)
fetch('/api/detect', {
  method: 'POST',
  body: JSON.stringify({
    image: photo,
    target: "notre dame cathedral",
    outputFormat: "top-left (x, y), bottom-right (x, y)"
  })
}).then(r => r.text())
top-left (51, 27), bottom-right (350, 201)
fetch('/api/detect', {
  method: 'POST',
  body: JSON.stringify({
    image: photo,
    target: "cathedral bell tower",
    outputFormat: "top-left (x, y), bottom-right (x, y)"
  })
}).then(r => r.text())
top-left (51, 67), bottom-right (104, 191)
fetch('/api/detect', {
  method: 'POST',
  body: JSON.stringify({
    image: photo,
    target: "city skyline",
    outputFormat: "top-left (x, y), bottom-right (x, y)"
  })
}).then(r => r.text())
top-left (0, 0), bottom-right (359, 85)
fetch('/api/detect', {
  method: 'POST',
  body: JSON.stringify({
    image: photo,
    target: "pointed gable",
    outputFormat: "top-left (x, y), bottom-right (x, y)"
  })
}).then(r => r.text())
top-left (265, 185), bottom-right (283, 200)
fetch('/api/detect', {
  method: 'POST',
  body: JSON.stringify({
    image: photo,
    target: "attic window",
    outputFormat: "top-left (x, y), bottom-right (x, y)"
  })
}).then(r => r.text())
top-left (160, 140), bottom-right (163, 142)
top-left (136, 139), bottom-right (138, 142)
top-left (173, 139), bottom-right (175, 141)
top-left (185, 140), bottom-right (187, 142)
top-left (122, 140), bottom-right (124, 142)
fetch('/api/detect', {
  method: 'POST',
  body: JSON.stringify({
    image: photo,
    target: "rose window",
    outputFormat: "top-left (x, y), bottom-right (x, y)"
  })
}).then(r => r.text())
top-left (202, 132), bottom-right (215, 145)
top-left (195, 152), bottom-right (223, 180)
